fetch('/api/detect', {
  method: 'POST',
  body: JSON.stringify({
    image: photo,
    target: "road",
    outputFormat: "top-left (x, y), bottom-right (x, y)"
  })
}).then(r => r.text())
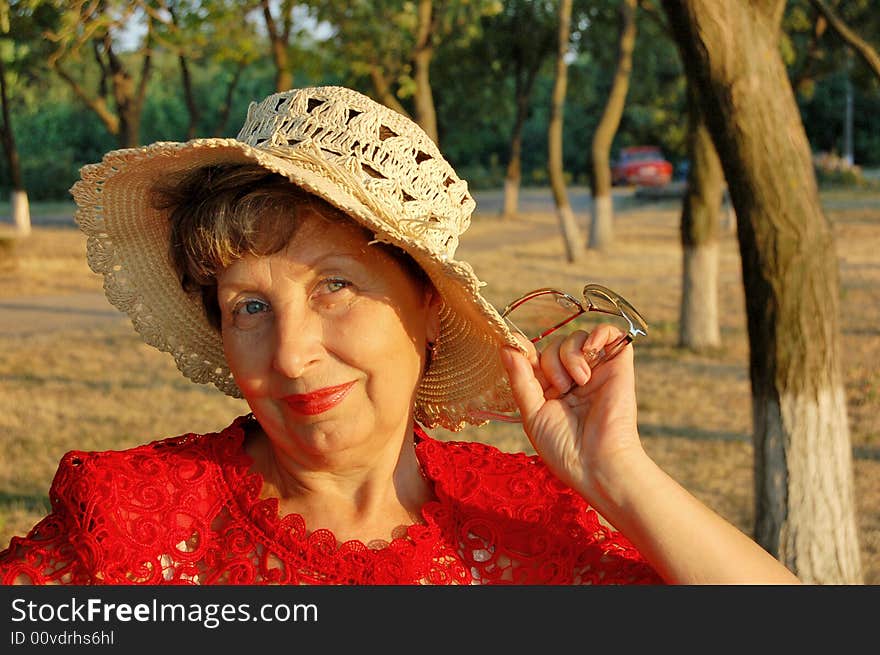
top-left (0, 293), bottom-right (127, 336)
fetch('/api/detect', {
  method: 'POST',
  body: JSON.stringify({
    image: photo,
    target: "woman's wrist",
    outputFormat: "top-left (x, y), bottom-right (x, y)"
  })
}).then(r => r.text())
top-left (576, 435), bottom-right (801, 584)
top-left (576, 439), bottom-right (657, 525)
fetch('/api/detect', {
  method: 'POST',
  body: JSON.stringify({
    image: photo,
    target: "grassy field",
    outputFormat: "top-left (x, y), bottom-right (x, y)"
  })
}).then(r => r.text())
top-left (0, 191), bottom-right (878, 583)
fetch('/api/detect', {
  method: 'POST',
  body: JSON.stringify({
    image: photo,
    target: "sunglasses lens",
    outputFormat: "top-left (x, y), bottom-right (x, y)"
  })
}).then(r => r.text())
top-left (583, 286), bottom-right (620, 314)
top-left (502, 292), bottom-right (583, 343)
top-left (584, 285), bottom-right (649, 337)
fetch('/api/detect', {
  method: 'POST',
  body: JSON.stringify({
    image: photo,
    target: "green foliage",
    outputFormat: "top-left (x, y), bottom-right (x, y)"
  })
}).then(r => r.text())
top-left (798, 69), bottom-right (880, 166)
top-left (1, 101), bottom-right (114, 200)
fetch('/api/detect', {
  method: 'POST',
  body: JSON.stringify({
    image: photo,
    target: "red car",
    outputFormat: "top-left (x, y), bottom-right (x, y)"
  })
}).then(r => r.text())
top-left (611, 146), bottom-right (673, 187)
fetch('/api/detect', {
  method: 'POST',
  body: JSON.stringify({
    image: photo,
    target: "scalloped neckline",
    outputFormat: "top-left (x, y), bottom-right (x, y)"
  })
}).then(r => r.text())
top-left (215, 417), bottom-right (443, 554)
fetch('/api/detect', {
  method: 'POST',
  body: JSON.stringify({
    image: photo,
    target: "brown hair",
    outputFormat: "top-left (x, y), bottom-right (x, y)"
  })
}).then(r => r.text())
top-left (152, 164), bottom-right (428, 330)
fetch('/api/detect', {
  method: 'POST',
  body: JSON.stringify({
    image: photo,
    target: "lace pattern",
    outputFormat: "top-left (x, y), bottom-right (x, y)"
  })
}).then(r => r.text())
top-left (0, 417), bottom-right (661, 585)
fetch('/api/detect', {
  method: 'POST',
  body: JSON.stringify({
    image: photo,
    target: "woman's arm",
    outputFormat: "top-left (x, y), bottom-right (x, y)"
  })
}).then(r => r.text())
top-left (500, 325), bottom-right (800, 584)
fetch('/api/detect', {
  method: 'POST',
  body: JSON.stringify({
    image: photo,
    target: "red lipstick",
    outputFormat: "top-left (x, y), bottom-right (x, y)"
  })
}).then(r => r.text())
top-left (283, 381), bottom-right (356, 415)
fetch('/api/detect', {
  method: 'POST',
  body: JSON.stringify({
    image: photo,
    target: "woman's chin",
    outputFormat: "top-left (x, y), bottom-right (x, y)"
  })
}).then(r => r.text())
top-left (261, 406), bottom-right (372, 452)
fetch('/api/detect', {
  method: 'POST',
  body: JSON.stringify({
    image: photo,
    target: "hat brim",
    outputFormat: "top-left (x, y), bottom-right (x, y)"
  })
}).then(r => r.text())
top-left (72, 138), bottom-right (522, 431)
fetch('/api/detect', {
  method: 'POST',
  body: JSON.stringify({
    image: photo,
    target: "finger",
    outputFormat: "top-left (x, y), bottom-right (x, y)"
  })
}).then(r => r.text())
top-left (538, 334), bottom-right (575, 395)
top-left (512, 330), bottom-right (539, 364)
top-left (500, 346), bottom-right (546, 421)
top-left (558, 330), bottom-right (592, 386)
top-left (582, 324), bottom-right (630, 368)
top-left (511, 331), bottom-right (554, 393)
top-left (574, 325), bottom-right (635, 393)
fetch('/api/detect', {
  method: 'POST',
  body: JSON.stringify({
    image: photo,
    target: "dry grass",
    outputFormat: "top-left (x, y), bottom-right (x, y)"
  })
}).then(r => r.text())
top-left (0, 191), bottom-right (878, 583)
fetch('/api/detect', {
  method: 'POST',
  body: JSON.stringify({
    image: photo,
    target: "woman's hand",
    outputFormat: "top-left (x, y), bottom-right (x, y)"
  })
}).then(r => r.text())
top-left (502, 325), bottom-right (802, 584)
top-left (500, 324), bottom-right (647, 501)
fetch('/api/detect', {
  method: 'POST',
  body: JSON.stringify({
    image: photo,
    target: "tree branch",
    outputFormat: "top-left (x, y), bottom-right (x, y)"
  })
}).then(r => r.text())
top-left (91, 39), bottom-right (109, 98)
top-left (281, 0), bottom-right (295, 44)
top-left (369, 65), bottom-right (411, 118)
top-left (50, 62), bottom-right (119, 134)
top-left (260, 0), bottom-right (279, 44)
top-left (136, 17), bottom-right (153, 107)
top-left (213, 62), bottom-right (245, 136)
top-left (809, 0), bottom-right (880, 80)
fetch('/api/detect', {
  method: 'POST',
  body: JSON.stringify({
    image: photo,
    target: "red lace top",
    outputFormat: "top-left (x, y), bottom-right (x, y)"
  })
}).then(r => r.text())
top-left (0, 416), bottom-right (662, 585)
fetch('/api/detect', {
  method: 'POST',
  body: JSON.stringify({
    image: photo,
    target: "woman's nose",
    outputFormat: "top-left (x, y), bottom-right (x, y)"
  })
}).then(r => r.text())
top-left (271, 307), bottom-right (323, 379)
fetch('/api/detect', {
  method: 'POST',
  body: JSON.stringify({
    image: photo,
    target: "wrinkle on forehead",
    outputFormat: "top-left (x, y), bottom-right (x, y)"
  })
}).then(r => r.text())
top-left (277, 212), bottom-right (394, 271)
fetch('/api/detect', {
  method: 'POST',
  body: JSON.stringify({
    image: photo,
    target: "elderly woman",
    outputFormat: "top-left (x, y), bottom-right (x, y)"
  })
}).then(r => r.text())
top-left (0, 86), bottom-right (797, 585)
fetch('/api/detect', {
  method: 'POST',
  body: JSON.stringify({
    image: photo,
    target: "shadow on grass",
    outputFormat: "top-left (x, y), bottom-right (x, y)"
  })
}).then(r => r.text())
top-left (0, 491), bottom-right (50, 514)
top-left (0, 372), bottom-right (215, 393)
top-left (636, 348), bottom-right (749, 378)
top-left (640, 422), bottom-right (749, 444)
top-left (640, 422), bottom-right (880, 461)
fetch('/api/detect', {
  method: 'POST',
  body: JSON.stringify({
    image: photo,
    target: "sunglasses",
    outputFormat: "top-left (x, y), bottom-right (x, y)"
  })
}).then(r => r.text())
top-left (475, 283), bottom-right (648, 423)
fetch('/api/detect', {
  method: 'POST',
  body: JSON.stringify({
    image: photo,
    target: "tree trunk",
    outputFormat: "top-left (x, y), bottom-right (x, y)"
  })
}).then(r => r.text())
top-left (502, 167), bottom-right (521, 219)
top-left (273, 59), bottom-right (292, 94)
top-left (179, 54), bottom-right (200, 139)
top-left (46, 8), bottom-right (152, 149)
top-left (502, 86), bottom-right (530, 219)
top-left (369, 65), bottom-right (412, 118)
top-left (10, 190), bottom-right (30, 236)
top-left (169, 4), bottom-right (199, 139)
top-left (0, 55), bottom-right (30, 236)
top-left (0, 55), bottom-right (23, 190)
top-left (662, 0), bottom-right (862, 584)
top-left (116, 103), bottom-right (141, 149)
top-left (589, 0), bottom-right (637, 251)
top-left (679, 81), bottom-right (722, 351)
top-left (262, 0), bottom-right (293, 92)
top-left (548, 0), bottom-right (581, 263)
top-left (413, 0), bottom-right (438, 144)
top-left (213, 63), bottom-right (245, 137)
top-left (503, 44), bottom-right (547, 220)
top-left (105, 27), bottom-right (151, 149)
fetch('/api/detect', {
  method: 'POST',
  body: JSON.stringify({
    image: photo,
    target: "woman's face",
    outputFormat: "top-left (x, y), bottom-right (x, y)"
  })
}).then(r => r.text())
top-left (216, 208), bottom-right (439, 460)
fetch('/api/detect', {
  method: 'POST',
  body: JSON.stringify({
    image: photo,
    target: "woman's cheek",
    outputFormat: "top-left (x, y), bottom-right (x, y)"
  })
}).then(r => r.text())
top-left (224, 333), bottom-right (272, 393)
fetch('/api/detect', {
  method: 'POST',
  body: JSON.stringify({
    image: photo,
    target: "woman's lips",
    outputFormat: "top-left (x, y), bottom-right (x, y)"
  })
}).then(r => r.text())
top-left (282, 381), bottom-right (356, 415)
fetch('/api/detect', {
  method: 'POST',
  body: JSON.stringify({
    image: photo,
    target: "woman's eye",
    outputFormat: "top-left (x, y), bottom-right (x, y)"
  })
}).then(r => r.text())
top-left (312, 278), bottom-right (355, 313)
top-left (323, 278), bottom-right (352, 294)
top-left (242, 300), bottom-right (268, 315)
top-left (230, 298), bottom-right (270, 328)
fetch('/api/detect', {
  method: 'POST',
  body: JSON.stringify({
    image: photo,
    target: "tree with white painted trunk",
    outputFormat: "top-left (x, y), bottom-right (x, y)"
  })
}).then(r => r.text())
top-left (548, 0), bottom-right (582, 263)
top-left (678, 80), bottom-right (722, 351)
top-left (636, 0), bottom-right (724, 350)
top-left (588, 0), bottom-right (637, 251)
top-left (662, 0), bottom-right (862, 583)
top-left (0, 17), bottom-right (28, 237)
top-left (479, 0), bottom-right (556, 220)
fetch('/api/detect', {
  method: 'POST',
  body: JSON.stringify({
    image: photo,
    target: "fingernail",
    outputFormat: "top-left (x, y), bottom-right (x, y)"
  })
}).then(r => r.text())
top-left (584, 347), bottom-right (605, 368)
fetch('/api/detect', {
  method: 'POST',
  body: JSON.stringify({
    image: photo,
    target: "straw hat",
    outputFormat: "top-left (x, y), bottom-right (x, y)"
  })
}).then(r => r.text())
top-left (71, 85), bottom-right (523, 431)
